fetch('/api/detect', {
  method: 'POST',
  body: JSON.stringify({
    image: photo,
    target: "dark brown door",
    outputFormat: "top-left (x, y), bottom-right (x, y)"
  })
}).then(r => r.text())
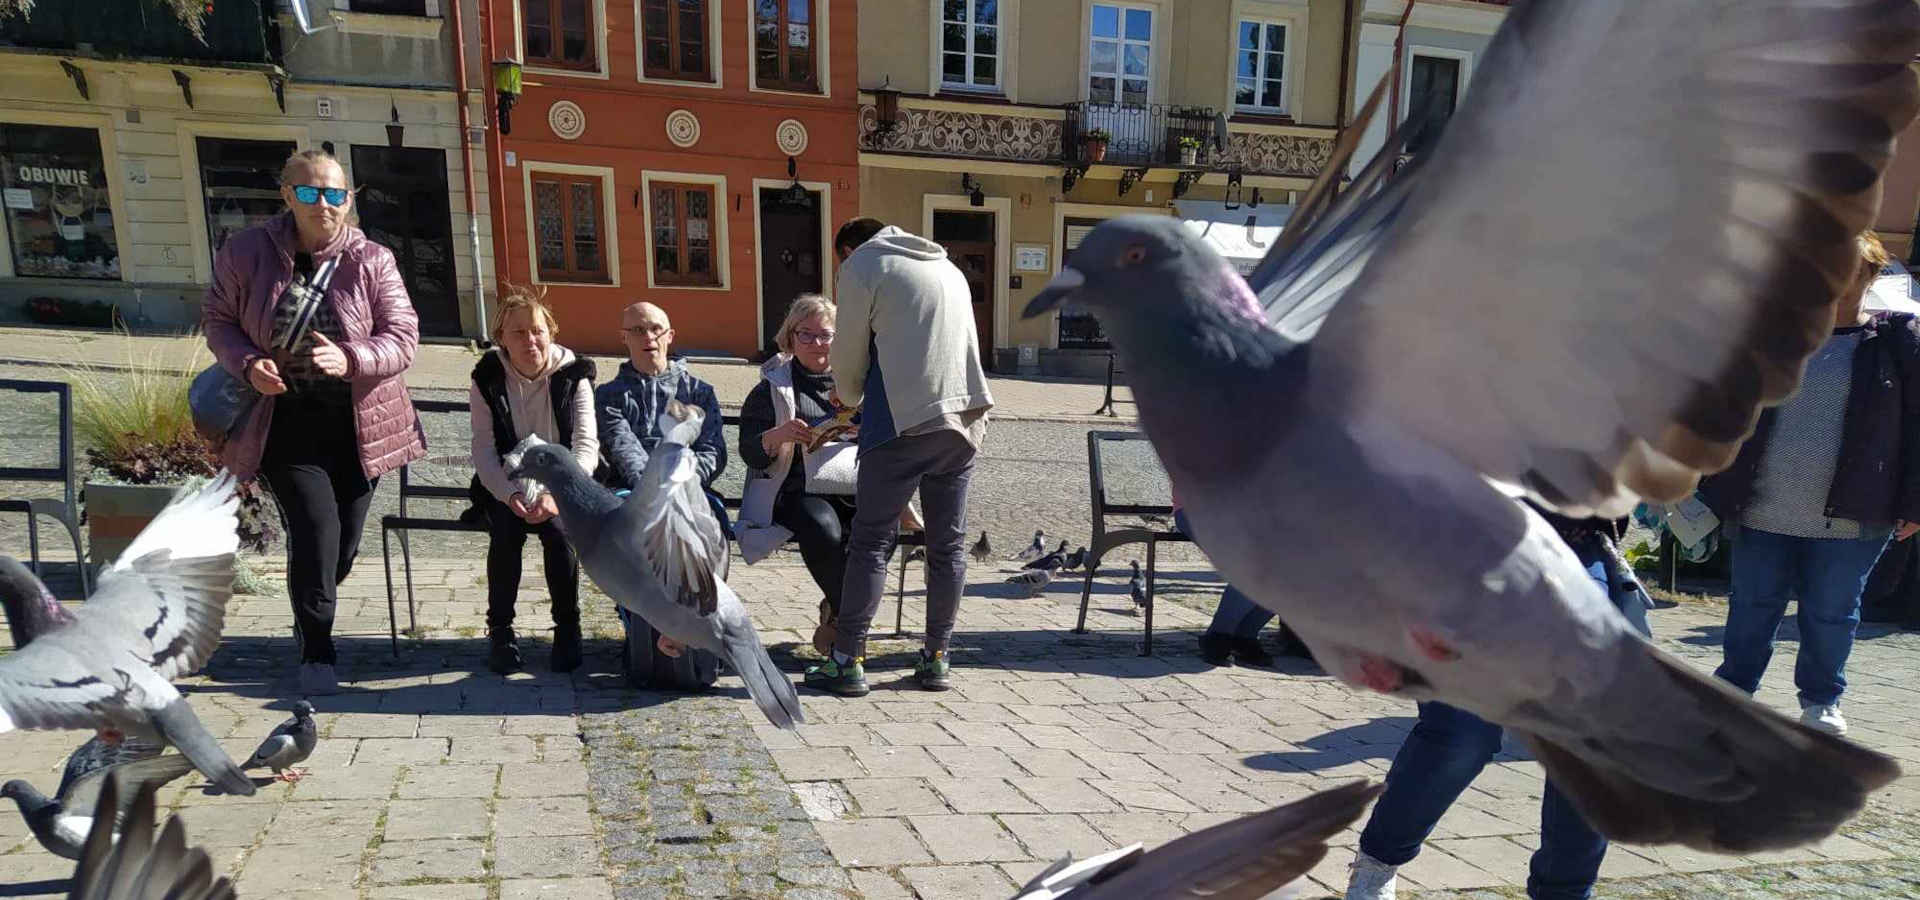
top-left (351, 146), bottom-right (461, 337)
top-left (757, 186), bottom-right (823, 357)
top-left (932, 210), bottom-right (995, 370)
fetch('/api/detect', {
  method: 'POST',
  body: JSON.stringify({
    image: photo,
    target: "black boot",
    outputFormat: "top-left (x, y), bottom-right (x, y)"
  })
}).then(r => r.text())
top-left (550, 621), bottom-right (582, 673)
top-left (488, 628), bottom-right (522, 674)
top-left (1197, 632), bottom-right (1234, 666)
top-left (1230, 636), bottom-right (1275, 668)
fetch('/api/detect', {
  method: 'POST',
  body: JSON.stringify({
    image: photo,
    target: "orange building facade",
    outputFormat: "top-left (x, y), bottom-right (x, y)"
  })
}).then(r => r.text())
top-left (483, 0), bottom-right (859, 357)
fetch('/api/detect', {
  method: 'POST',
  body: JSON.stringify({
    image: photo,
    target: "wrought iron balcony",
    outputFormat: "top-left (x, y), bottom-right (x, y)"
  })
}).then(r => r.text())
top-left (1062, 101), bottom-right (1220, 169)
top-left (0, 0), bottom-right (278, 66)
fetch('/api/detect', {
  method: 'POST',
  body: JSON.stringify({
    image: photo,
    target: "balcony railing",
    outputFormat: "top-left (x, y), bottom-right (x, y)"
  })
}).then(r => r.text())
top-left (0, 0), bottom-right (278, 66)
top-left (1062, 102), bottom-right (1220, 168)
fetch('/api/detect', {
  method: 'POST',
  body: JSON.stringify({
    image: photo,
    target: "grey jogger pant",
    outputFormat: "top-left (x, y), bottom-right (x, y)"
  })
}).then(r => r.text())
top-left (834, 429), bottom-right (977, 658)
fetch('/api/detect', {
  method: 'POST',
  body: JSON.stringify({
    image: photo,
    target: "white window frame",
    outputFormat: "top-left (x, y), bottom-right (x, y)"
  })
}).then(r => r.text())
top-left (939, 0), bottom-right (1002, 93)
top-left (1084, 1), bottom-right (1156, 106)
top-left (640, 170), bottom-right (730, 291)
top-left (1401, 45), bottom-right (1474, 125)
top-left (522, 161), bottom-right (622, 288)
top-left (1232, 18), bottom-right (1291, 115)
top-left (510, 0), bottom-right (611, 80)
top-left (635, 0), bottom-right (725, 88)
top-left (746, 0), bottom-right (832, 98)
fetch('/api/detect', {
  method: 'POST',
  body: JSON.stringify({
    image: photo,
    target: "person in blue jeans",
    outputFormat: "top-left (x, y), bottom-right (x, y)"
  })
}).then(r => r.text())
top-left (1172, 507), bottom-right (1309, 667)
top-left (1345, 508), bottom-right (1652, 900)
top-left (1698, 232), bottom-right (1920, 736)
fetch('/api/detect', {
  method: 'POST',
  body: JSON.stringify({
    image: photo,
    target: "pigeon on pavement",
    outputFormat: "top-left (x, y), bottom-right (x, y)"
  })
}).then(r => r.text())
top-left (243, 701), bottom-right (318, 783)
top-left (1023, 542), bottom-right (1069, 573)
top-left (1063, 547), bottom-right (1088, 573)
top-left (508, 404), bottom-right (805, 729)
top-left (1006, 568), bottom-right (1054, 598)
top-left (1012, 780), bottom-right (1381, 898)
top-left (68, 770), bottom-right (234, 900)
top-left (1021, 0), bottom-right (1916, 852)
top-left (1014, 530), bottom-right (1046, 563)
top-left (970, 531), bottom-right (993, 563)
top-left (0, 475), bottom-right (255, 797)
top-left (3, 748), bottom-right (197, 860)
top-left (1127, 562), bottom-right (1146, 614)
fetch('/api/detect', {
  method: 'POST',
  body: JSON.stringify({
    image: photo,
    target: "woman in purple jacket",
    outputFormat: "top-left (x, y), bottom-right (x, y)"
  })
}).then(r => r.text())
top-left (202, 150), bottom-right (426, 695)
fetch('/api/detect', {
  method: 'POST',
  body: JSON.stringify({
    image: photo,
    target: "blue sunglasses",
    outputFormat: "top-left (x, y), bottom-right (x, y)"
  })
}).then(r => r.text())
top-left (291, 185), bottom-right (351, 207)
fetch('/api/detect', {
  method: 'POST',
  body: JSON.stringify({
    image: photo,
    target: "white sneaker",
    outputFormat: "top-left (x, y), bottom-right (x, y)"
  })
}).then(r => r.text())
top-left (1345, 851), bottom-right (1399, 900)
top-left (1801, 703), bottom-right (1847, 736)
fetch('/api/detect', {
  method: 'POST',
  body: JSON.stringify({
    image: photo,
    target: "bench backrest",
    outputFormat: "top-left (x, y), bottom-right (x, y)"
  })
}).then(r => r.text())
top-left (0, 378), bottom-right (76, 510)
top-left (1086, 429), bottom-right (1174, 520)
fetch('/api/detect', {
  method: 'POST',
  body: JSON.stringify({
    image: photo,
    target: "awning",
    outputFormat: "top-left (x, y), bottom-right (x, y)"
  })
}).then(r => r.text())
top-left (1867, 262), bottom-right (1920, 313)
top-left (1175, 200), bottom-right (1293, 275)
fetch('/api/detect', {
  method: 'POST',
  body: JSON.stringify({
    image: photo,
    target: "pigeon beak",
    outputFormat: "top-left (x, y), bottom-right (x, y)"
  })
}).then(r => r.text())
top-left (1023, 267), bottom-right (1085, 319)
top-left (506, 466), bottom-right (524, 481)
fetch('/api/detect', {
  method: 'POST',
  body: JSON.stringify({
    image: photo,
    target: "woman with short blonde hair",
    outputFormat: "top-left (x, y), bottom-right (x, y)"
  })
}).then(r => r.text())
top-left (774, 293), bottom-right (836, 355)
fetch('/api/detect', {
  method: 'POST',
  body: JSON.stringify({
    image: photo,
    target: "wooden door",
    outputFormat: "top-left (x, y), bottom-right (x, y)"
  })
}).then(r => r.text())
top-left (932, 210), bottom-right (996, 369)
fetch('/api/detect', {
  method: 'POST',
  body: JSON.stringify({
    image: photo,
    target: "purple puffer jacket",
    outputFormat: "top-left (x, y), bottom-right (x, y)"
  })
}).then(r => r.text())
top-left (202, 213), bottom-right (427, 481)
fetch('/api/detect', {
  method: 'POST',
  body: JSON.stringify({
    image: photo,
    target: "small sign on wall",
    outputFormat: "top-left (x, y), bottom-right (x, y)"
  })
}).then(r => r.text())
top-left (1014, 244), bottom-right (1049, 272)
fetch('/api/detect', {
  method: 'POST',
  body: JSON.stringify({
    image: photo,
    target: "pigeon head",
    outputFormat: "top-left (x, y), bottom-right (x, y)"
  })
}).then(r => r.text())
top-left (506, 443), bottom-right (581, 487)
top-left (1024, 216), bottom-right (1264, 347)
top-left (0, 780), bottom-right (45, 809)
top-left (291, 700), bottom-right (315, 719)
top-left (0, 556), bottom-right (74, 649)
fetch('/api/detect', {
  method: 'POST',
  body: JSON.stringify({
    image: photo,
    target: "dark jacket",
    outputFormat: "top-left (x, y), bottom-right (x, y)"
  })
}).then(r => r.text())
top-left (738, 360), bottom-right (839, 495)
top-left (594, 359), bottom-right (726, 491)
top-left (467, 352), bottom-right (596, 509)
top-left (1699, 312), bottom-right (1920, 530)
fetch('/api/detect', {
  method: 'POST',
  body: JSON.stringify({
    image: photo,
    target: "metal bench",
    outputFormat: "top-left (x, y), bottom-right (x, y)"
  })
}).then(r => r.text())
top-left (1094, 351), bottom-right (1134, 418)
top-left (1073, 430), bottom-right (1186, 655)
top-left (0, 378), bottom-right (89, 595)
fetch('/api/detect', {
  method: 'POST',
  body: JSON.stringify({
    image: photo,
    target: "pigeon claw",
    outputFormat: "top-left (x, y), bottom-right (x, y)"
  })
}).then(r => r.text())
top-left (1355, 655), bottom-right (1405, 694)
top-left (1408, 627), bottom-right (1461, 663)
top-left (274, 768), bottom-right (308, 783)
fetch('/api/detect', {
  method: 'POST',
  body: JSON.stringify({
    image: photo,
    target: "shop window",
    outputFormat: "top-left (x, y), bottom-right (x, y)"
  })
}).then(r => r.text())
top-left (0, 124), bottom-right (120, 280)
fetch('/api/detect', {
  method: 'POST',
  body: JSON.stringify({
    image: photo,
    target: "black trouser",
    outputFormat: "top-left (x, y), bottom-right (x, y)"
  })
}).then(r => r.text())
top-left (772, 490), bottom-right (855, 615)
top-left (478, 491), bottom-right (580, 633)
top-left (262, 396), bottom-right (375, 665)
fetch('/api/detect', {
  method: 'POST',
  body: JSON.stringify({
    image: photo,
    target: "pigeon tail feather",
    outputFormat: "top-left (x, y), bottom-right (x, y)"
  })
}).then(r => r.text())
top-left (722, 629), bottom-right (804, 730)
top-left (1518, 645), bottom-right (1900, 854)
top-left (148, 700), bottom-right (254, 797)
top-left (111, 474), bottom-right (239, 573)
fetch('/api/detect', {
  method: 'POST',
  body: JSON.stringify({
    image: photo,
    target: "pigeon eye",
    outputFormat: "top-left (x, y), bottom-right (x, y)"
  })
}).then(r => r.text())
top-left (1121, 245), bottom-right (1148, 266)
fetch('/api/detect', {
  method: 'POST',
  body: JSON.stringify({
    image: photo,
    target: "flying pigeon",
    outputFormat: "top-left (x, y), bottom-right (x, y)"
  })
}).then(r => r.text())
top-left (68, 770), bottom-right (234, 900)
top-left (243, 700), bottom-right (318, 782)
top-left (1006, 568), bottom-right (1054, 598)
top-left (1014, 530), bottom-right (1046, 563)
top-left (1063, 547), bottom-right (1088, 573)
top-left (4, 747), bottom-right (197, 860)
top-left (1012, 780), bottom-right (1381, 898)
top-left (508, 405), bottom-right (805, 729)
top-left (1021, 0), bottom-right (1917, 852)
top-left (1127, 561), bottom-right (1146, 614)
top-left (970, 531), bottom-right (993, 563)
top-left (0, 475), bottom-right (255, 797)
top-left (1024, 542), bottom-right (1070, 573)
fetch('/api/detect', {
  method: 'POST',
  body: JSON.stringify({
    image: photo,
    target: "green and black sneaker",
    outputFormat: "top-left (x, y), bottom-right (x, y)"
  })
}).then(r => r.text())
top-left (914, 649), bottom-right (952, 691)
top-left (804, 655), bottom-right (870, 697)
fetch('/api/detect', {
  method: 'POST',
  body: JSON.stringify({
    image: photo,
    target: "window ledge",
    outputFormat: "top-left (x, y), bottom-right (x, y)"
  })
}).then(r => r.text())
top-left (1230, 111), bottom-right (1296, 126)
top-left (331, 10), bottom-right (444, 39)
top-left (935, 86), bottom-right (1012, 104)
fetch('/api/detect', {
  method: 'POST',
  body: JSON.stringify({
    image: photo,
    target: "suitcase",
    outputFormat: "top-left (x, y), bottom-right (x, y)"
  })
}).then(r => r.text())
top-left (620, 608), bottom-right (721, 690)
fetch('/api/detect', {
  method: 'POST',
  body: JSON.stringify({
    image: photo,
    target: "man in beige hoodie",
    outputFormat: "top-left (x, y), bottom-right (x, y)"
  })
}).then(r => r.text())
top-left (807, 218), bottom-right (994, 696)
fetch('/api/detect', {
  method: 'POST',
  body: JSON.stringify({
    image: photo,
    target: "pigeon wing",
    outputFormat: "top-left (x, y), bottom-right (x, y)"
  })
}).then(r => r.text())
top-left (246, 734), bottom-right (298, 770)
top-left (59, 754), bottom-right (197, 840)
top-left (627, 438), bottom-right (729, 616)
top-left (85, 474), bottom-right (241, 681)
top-left (0, 640), bottom-right (136, 734)
top-left (57, 735), bottom-right (165, 801)
top-left (1302, 0), bottom-right (1920, 517)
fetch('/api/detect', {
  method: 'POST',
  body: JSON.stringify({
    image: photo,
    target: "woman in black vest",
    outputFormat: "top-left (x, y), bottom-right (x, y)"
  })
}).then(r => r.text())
top-left (468, 288), bottom-right (598, 674)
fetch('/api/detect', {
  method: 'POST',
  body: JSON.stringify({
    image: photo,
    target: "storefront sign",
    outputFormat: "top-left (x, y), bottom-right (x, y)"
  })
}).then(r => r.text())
top-left (13, 166), bottom-right (89, 186)
top-left (3, 188), bottom-right (31, 210)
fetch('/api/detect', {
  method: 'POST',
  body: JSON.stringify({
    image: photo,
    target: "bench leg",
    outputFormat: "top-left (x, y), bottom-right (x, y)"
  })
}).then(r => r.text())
top-left (400, 528), bottom-right (419, 637)
top-left (1074, 564), bottom-right (1095, 634)
top-left (1142, 538), bottom-right (1156, 657)
top-left (891, 547), bottom-right (911, 638)
top-left (381, 526), bottom-right (399, 658)
top-left (61, 515), bottom-right (86, 595)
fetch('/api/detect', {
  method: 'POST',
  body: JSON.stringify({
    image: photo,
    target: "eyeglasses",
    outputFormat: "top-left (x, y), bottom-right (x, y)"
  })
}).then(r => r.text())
top-left (291, 185), bottom-right (351, 207)
top-left (793, 329), bottom-right (835, 345)
top-left (625, 324), bottom-right (670, 338)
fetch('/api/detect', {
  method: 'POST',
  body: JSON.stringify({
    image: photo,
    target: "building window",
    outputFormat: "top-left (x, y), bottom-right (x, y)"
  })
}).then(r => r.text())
top-left (1235, 19), bottom-right (1287, 113)
top-left (754, 0), bottom-right (818, 93)
top-left (1058, 218), bottom-right (1108, 348)
top-left (1406, 53), bottom-right (1462, 155)
top-left (941, 0), bottom-right (999, 91)
top-left (1088, 3), bottom-right (1151, 106)
top-left (642, 0), bottom-right (710, 81)
top-left (532, 172), bottom-right (609, 283)
top-left (524, 0), bottom-right (596, 70)
top-left (0, 124), bottom-right (119, 280)
top-left (649, 182), bottom-right (718, 286)
top-left (348, 0), bottom-right (434, 14)
top-left (196, 137), bottom-right (295, 267)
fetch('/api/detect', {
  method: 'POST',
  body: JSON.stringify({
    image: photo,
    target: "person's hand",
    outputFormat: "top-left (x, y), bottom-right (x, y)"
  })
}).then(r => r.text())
top-left (1897, 520), bottom-right (1919, 542)
top-left (760, 419), bottom-right (813, 455)
top-left (531, 493), bottom-right (559, 524)
top-left (309, 332), bottom-right (350, 377)
top-left (656, 634), bottom-right (684, 658)
top-left (247, 357), bottom-right (287, 395)
top-left (509, 493), bottom-right (534, 520)
top-left (828, 389), bottom-right (843, 410)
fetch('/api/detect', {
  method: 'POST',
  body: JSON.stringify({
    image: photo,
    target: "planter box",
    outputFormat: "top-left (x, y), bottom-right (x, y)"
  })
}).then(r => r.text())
top-left (84, 482), bottom-right (183, 566)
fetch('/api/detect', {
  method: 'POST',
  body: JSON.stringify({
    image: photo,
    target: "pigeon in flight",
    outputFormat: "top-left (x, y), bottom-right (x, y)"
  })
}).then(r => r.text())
top-left (67, 770), bottom-right (235, 900)
top-left (1021, 0), bottom-right (1917, 852)
top-left (1014, 530), bottom-right (1046, 563)
top-left (509, 405), bottom-right (805, 729)
top-left (243, 700), bottom-right (318, 783)
top-left (1012, 780), bottom-right (1381, 898)
top-left (1024, 542), bottom-right (1070, 573)
top-left (3, 746), bottom-right (197, 860)
top-left (970, 531), bottom-right (993, 563)
top-left (0, 475), bottom-right (255, 797)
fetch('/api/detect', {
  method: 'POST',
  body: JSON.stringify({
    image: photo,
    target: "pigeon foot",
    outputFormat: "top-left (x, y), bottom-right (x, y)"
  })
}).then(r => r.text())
top-left (274, 768), bottom-right (310, 783)
top-left (1354, 655), bottom-right (1405, 693)
top-left (1407, 627), bottom-right (1460, 663)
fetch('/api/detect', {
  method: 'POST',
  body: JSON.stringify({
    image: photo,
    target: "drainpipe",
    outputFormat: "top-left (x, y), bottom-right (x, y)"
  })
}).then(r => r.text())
top-left (1335, 0), bottom-right (1356, 128)
top-left (448, 0), bottom-right (489, 340)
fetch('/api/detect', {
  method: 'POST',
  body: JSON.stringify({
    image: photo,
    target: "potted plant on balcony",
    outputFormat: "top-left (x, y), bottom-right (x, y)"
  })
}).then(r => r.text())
top-left (1177, 136), bottom-right (1202, 166)
top-left (1082, 129), bottom-right (1111, 163)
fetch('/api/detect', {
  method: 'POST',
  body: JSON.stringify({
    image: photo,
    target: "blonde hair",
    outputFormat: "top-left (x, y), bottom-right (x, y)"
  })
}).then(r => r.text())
top-left (1860, 231), bottom-right (1892, 274)
top-left (774, 294), bottom-right (836, 354)
top-left (280, 149), bottom-right (343, 186)
top-left (493, 283), bottom-right (561, 343)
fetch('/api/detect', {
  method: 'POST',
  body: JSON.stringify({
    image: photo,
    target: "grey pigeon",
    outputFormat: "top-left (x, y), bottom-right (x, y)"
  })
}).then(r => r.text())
top-left (243, 700), bottom-right (317, 782)
top-left (508, 405), bottom-right (805, 729)
top-left (1014, 530), bottom-right (1045, 563)
top-left (905, 546), bottom-right (928, 564)
top-left (0, 475), bottom-right (255, 797)
top-left (3, 748), bottom-right (197, 860)
top-left (1127, 561), bottom-right (1146, 613)
top-left (68, 769), bottom-right (235, 900)
top-left (1022, 0), bottom-right (1916, 852)
top-left (1023, 542), bottom-right (1069, 573)
top-left (1063, 547), bottom-right (1088, 573)
top-left (1012, 780), bottom-right (1380, 898)
top-left (1006, 568), bottom-right (1053, 598)
top-left (970, 531), bottom-right (993, 563)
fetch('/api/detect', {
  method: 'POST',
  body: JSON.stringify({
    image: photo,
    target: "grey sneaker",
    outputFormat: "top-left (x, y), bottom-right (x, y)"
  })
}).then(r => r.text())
top-left (1345, 850), bottom-right (1398, 900)
top-left (299, 663), bottom-right (341, 696)
top-left (914, 649), bottom-right (952, 691)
